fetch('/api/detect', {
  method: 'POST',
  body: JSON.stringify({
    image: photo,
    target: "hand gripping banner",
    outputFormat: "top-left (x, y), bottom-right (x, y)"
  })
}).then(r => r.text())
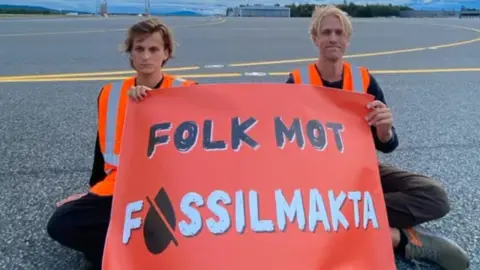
top-left (102, 83), bottom-right (396, 270)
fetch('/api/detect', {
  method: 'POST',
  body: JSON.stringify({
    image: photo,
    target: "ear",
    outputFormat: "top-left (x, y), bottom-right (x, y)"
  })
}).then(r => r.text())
top-left (163, 50), bottom-right (170, 61)
top-left (312, 36), bottom-right (320, 48)
top-left (345, 35), bottom-right (351, 47)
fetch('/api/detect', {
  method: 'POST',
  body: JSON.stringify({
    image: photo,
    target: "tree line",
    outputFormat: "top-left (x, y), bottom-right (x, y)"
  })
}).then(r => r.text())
top-left (228, 2), bottom-right (414, 17)
top-left (0, 7), bottom-right (61, 15)
top-left (288, 3), bottom-right (413, 17)
top-left (0, 5), bottom-right (90, 15)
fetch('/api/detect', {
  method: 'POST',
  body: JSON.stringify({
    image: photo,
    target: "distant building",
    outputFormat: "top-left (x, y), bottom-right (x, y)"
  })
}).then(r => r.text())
top-left (230, 5), bottom-right (291, 17)
top-left (99, 2), bottom-right (108, 16)
top-left (459, 10), bottom-right (480, 18)
top-left (399, 10), bottom-right (457, 18)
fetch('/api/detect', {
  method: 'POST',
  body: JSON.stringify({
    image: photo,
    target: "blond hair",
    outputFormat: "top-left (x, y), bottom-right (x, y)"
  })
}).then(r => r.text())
top-left (121, 17), bottom-right (175, 68)
top-left (309, 5), bottom-right (352, 40)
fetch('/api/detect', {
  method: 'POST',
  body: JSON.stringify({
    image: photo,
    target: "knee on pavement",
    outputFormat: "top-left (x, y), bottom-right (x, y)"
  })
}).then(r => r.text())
top-left (46, 205), bottom-right (80, 247)
top-left (424, 180), bottom-right (451, 220)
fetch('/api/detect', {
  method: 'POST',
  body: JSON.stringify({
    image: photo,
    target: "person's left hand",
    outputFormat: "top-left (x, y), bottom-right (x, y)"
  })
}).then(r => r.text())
top-left (365, 100), bottom-right (393, 143)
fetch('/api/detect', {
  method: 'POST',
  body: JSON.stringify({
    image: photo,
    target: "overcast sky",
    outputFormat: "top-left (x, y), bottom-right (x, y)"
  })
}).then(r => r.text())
top-left (4, 0), bottom-right (479, 12)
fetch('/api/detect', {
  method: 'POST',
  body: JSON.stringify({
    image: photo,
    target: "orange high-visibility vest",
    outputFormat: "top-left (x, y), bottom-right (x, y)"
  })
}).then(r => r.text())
top-left (290, 61), bottom-right (371, 93)
top-left (90, 74), bottom-right (197, 196)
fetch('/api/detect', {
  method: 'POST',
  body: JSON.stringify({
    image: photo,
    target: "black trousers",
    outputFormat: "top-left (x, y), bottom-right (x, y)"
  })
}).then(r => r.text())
top-left (46, 193), bottom-right (112, 270)
top-left (46, 164), bottom-right (451, 267)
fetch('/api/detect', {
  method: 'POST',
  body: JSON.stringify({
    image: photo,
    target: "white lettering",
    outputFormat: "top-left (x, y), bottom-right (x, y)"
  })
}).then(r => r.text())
top-left (363, 191), bottom-right (379, 229)
top-left (173, 188), bottom-right (379, 237)
top-left (235, 190), bottom-right (246, 233)
top-left (328, 190), bottom-right (349, 231)
top-left (348, 191), bottom-right (362, 228)
top-left (206, 190), bottom-right (232, 235)
top-left (178, 192), bottom-right (204, 237)
top-left (249, 190), bottom-right (275, 232)
top-left (122, 200), bottom-right (144, 244)
top-left (275, 189), bottom-right (306, 231)
top-left (308, 189), bottom-right (331, 232)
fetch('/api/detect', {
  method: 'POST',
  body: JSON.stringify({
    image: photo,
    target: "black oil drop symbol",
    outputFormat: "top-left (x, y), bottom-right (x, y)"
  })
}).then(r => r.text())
top-left (143, 187), bottom-right (178, 254)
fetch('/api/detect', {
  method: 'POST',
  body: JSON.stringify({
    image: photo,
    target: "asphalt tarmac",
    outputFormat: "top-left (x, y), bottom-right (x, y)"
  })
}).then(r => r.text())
top-left (0, 15), bottom-right (479, 270)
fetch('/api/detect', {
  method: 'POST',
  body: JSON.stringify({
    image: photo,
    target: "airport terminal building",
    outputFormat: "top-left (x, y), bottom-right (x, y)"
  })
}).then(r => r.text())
top-left (229, 5), bottom-right (291, 17)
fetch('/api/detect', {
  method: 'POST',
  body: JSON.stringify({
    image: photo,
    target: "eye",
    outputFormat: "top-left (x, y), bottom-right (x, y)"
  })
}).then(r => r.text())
top-left (149, 47), bottom-right (160, 53)
top-left (321, 29), bottom-right (332, 36)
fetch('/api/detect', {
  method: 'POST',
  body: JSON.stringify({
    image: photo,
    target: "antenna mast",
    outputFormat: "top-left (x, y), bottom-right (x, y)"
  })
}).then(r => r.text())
top-left (98, 0), bottom-right (108, 16)
top-left (145, 0), bottom-right (151, 16)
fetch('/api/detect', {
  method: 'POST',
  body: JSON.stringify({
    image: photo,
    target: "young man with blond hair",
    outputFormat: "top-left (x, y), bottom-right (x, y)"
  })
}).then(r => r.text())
top-left (286, 5), bottom-right (469, 269)
top-left (46, 18), bottom-right (196, 269)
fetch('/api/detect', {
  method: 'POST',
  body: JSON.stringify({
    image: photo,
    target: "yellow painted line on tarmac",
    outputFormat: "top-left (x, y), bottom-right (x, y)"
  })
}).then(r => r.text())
top-left (0, 18), bottom-right (227, 37)
top-left (429, 24), bottom-right (480, 34)
top-left (0, 73), bottom-right (243, 83)
top-left (183, 72), bottom-right (242, 78)
top-left (0, 66), bottom-right (200, 80)
top-left (1, 68), bottom-right (479, 83)
top-left (369, 67), bottom-right (480, 74)
top-left (0, 29), bottom-right (112, 37)
top-left (229, 38), bottom-right (480, 67)
top-left (228, 23), bottom-right (480, 67)
top-left (268, 68), bottom-right (480, 76)
top-left (228, 46), bottom-right (429, 67)
top-left (267, 68), bottom-right (480, 76)
top-left (1, 21), bottom-right (477, 80)
top-left (0, 77), bottom-right (130, 83)
top-left (174, 18), bottom-right (227, 28)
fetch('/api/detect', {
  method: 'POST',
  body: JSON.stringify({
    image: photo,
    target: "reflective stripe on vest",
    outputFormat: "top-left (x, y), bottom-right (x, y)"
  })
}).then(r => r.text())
top-left (298, 65), bottom-right (365, 93)
top-left (103, 81), bottom-right (123, 169)
top-left (172, 77), bottom-right (186, 87)
top-left (102, 77), bottom-right (189, 172)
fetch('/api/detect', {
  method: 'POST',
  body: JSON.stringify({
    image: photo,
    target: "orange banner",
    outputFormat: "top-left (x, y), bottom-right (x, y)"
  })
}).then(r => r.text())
top-left (102, 83), bottom-right (396, 270)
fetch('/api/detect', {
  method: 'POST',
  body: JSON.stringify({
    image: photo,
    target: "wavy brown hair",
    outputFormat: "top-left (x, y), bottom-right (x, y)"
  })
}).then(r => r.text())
top-left (121, 17), bottom-right (175, 69)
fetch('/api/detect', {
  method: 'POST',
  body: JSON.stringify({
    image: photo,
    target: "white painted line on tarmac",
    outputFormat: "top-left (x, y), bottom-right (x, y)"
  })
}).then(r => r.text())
top-left (204, 64), bottom-right (225, 68)
top-left (244, 72), bottom-right (267, 77)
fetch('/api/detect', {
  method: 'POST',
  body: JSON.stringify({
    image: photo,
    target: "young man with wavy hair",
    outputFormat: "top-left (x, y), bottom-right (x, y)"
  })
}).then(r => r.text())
top-left (46, 18), bottom-right (196, 269)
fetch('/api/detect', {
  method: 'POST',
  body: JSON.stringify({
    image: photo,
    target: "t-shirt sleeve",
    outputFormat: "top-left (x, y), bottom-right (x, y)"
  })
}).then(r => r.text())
top-left (285, 73), bottom-right (295, 84)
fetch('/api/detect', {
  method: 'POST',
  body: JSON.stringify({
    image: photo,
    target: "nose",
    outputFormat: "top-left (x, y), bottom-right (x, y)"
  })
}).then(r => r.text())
top-left (327, 33), bottom-right (339, 43)
top-left (141, 51), bottom-right (151, 60)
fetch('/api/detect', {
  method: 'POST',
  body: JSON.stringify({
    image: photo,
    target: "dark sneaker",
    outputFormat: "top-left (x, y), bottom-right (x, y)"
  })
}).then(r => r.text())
top-left (402, 226), bottom-right (470, 270)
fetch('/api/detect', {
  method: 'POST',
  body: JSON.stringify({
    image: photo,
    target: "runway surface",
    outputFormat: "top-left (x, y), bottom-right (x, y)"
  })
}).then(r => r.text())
top-left (0, 15), bottom-right (479, 270)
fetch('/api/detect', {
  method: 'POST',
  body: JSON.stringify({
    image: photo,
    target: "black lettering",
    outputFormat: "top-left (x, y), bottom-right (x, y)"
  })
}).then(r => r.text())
top-left (203, 120), bottom-right (227, 151)
top-left (231, 117), bottom-right (259, 151)
top-left (274, 117), bottom-right (305, 149)
top-left (147, 122), bottom-right (172, 158)
top-left (326, 122), bottom-right (345, 153)
top-left (174, 121), bottom-right (199, 153)
top-left (306, 120), bottom-right (327, 150)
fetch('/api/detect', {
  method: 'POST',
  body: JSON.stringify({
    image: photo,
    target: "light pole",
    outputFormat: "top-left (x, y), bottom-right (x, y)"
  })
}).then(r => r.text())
top-left (145, 0), bottom-right (151, 16)
top-left (99, 0), bottom-right (107, 16)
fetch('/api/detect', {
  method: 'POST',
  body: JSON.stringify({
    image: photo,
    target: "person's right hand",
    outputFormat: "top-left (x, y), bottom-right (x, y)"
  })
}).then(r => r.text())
top-left (127, 85), bottom-right (152, 101)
